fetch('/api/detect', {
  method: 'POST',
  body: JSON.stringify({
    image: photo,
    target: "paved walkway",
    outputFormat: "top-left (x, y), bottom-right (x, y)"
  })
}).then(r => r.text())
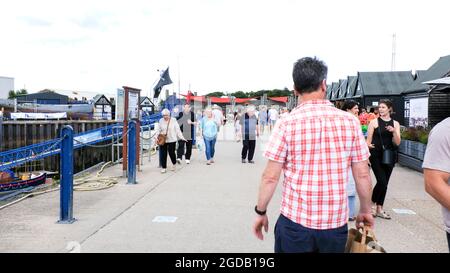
top-left (0, 123), bottom-right (447, 253)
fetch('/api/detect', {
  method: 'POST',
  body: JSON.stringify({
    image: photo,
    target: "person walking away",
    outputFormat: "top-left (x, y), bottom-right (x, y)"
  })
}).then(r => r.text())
top-left (212, 105), bottom-right (224, 133)
top-left (241, 105), bottom-right (259, 164)
top-left (259, 107), bottom-right (268, 135)
top-left (252, 57), bottom-right (374, 253)
top-left (268, 107), bottom-right (279, 132)
top-left (200, 108), bottom-right (218, 165)
top-left (157, 109), bottom-right (187, 173)
top-left (342, 100), bottom-right (361, 221)
top-left (366, 99), bottom-right (401, 219)
top-left (176, 104), bottom-right (197, 165)
top-left (423, 117), bottom-right (450, 252)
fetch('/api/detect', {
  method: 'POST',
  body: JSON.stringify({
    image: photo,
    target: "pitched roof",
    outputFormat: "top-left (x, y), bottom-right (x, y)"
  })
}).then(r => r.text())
top-left (326, 84), bottom-right (332, 99)
top-left (337, 79), bottom-right (348, 100)
top-left (330, 82), bottom-right (339, 101)
top-left (346, 76), bottom-right (358, 98)
top-left (358, 71), bottom-right (414, 96)
top-left (92, 94), bottom-right (111, 105)
top-left (403, 55), bottom-right (450, 94)
top-left (424, 76), bottom-right (450, 85)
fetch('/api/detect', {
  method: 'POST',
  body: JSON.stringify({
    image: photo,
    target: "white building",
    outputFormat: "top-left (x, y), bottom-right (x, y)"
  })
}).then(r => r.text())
top-left (0, 76), bottom-right (14, 99)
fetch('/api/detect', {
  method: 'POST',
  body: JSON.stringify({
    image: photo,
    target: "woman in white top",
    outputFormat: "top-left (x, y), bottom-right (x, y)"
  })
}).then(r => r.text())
top-left (268, 107), bottom-right (279, 132)
top-left (157, 109), bottom-right (187, 173)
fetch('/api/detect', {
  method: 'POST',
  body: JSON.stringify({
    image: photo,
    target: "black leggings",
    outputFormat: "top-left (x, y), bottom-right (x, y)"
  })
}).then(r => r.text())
top-left (160, 142), bottom-right (177, 169)
top-left (370, 151), bottom-right (394, 206)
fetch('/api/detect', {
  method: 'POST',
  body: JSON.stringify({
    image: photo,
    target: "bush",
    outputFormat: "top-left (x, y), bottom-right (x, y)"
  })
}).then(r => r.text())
top-left (401, 127), bottom-right (429, 144)
top-left (417, 130), bottom-right (429, 144)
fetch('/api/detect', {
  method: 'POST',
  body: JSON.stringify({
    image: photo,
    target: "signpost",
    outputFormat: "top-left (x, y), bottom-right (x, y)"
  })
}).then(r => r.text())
top-left (122, 86), bottom-right (141, 177)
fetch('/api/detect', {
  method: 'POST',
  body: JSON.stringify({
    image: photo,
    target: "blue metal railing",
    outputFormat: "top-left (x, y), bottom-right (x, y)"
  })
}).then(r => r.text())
top-left (0, 113), bottom-right (162, 172)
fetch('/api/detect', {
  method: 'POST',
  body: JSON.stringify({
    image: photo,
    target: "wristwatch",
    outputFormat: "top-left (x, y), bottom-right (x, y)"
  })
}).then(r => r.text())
top-left (254, 205), bottom-right (267, 216)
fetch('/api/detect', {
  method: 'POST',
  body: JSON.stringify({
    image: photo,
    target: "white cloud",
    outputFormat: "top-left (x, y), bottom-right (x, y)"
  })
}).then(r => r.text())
top-left (0, 0), bottom-right (449, 96)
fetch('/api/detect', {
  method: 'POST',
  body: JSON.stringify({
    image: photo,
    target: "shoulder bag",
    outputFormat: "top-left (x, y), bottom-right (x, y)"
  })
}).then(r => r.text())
top-left (378, 118), bottom-right (394, 166)
top-left (157, 118), bottom-right (171, 146)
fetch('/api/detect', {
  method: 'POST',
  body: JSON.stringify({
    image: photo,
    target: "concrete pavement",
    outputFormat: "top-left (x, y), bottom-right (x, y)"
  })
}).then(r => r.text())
top-left (0, 123), bottom-right (447, 253)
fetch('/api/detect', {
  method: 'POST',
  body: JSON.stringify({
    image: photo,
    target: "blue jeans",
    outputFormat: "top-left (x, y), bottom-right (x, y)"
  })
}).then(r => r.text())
top-left (204, 137), bottom-right (216, 160)
top-left (348, 196), bottom-right (356, 219)
top-left (274, 214), bottom-right (348, 253)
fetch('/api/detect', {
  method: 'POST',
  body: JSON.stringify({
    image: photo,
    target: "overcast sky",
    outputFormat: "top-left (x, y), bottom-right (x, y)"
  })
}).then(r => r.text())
top-left (0, 0), bottom-right (449, 97)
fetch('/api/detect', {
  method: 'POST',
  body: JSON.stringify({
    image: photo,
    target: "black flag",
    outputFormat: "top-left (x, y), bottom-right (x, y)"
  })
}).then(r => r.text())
top-left (153, 67), bottom-right (173, 98)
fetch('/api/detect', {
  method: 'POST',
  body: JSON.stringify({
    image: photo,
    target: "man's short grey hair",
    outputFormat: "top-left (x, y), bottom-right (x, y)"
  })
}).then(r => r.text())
top-left (204, 107), bottom-right (212, 113)
top-left (161, 109), bottom-right (170, 116)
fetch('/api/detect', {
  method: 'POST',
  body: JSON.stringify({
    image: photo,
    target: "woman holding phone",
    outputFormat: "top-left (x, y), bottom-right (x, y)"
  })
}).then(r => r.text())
top-left (366, 99), bottom-right (401, 219)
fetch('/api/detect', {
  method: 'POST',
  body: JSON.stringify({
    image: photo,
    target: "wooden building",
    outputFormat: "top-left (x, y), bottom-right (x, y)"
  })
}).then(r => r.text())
top-left (402, 55), bottom-right (450, 128)
top-left (334, 79), bottom-right (348, 109)
top-left (92, 94), bottom-right (112, 120)
top-left (330, 82), bottom-right (340, 103)
top-left (351, 71), bottom-right (414, 125)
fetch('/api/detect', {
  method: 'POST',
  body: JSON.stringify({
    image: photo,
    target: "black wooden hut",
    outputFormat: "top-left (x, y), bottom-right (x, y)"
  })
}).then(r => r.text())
top-left (354, 71), bottom-right (414, 125)
top-left (402, 55), bottom-right (450, 128)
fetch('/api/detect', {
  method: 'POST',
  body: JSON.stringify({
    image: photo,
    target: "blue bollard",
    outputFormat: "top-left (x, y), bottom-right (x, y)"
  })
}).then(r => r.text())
top-left (127, 120), bottom-right (137, 184)
top-left (58, 125), bottom-right (76, 224)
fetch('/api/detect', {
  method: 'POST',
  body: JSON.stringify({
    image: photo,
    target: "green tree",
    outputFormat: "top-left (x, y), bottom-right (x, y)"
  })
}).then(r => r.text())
top-left (8, 90), bottom-right (15, 99)
top-left (8, 89), bottom-right (28, 99)
top-left (230, 91), bottom-right (248, 98)
top-left (206, 92), bottom-right (226, 97)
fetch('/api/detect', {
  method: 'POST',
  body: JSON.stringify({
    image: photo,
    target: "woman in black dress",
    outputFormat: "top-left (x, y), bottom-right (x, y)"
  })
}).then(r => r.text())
top-left (366, 99), bottom-right (401, 219)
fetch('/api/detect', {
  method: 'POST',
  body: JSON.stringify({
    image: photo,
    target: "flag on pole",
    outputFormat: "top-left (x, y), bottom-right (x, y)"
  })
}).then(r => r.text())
top-left (153, 67), bottom-right (173, 98)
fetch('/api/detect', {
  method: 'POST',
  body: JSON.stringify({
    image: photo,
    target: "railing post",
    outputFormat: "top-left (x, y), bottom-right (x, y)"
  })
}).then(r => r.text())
top-left (58, 125), bottom-right (76, 224)
top-left (127, 120), bottom-right (137, 184)
top-left (148, 124), bottom-right (152, 163)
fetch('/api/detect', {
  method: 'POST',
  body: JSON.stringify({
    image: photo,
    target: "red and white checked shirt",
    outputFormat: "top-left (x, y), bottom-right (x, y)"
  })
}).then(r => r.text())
top-left (264, 100), bottom-right (369, 230)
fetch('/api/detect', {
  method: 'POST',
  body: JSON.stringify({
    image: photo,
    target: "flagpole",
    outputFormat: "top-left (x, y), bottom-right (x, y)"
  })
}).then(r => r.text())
top-left (177, 56), bottom-right (181, 102)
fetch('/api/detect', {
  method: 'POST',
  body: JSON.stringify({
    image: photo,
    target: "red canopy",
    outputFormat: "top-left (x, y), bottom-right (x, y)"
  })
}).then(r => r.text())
top-left (268, 96), bottom-right (288, 103)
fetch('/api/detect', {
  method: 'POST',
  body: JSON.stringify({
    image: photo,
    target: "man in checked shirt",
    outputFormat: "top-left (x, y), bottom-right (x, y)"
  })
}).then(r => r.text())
top-left (252, 57), bottom-right (375, 253)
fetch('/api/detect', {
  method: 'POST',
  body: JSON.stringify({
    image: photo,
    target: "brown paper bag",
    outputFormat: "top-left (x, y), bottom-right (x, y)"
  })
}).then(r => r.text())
top-left (345, 226), bottom-right (386, 253)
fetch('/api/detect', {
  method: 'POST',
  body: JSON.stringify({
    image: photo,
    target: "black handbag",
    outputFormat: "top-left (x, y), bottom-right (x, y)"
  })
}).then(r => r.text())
top-left (378, 122), bottom-right (394, 166)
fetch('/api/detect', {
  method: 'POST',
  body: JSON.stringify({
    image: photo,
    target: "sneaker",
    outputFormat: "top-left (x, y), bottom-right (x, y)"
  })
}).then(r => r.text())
top-left (161, 169), bottom-right (167, 174)
top-left (185, 160), bottom-right (190, 164)
top-left (177, 159), bottom-right (182, 165)
top-left (211, 159), bottom-right (215, 163)
top-left (170, 165), bottom-right (176, 172)
top-left (207, 160), bottom-right (211, 165)
top-left (248, 160), bottom-right (255, 164)
top-left (242, 159), bottom-right (247, 163)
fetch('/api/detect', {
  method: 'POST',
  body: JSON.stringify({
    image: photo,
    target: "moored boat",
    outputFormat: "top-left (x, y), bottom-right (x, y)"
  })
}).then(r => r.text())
top-left (0, 172), bottom-right (47, 192)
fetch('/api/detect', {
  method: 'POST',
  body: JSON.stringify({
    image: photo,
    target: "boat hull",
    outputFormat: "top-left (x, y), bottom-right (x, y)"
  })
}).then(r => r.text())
top-left (0, 173), bottom-right (47, 192)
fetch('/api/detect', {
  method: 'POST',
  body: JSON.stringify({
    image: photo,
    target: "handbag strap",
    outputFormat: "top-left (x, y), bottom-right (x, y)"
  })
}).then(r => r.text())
top-left (377, 118), bottom-right (386, 150)
top-left (165, 117), bottom-right (171, 135)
